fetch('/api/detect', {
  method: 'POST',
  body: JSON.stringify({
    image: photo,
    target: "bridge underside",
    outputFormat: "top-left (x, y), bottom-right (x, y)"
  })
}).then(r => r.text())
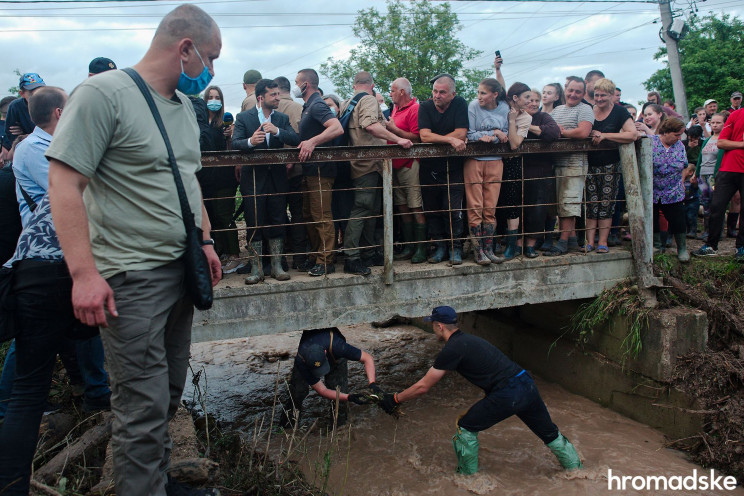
top-left (192, 251), bottom-right (635, 342)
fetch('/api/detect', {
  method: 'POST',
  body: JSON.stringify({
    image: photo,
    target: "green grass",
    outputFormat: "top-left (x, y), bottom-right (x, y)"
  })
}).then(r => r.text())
top-left (550, 281), bottom-right (651, 365)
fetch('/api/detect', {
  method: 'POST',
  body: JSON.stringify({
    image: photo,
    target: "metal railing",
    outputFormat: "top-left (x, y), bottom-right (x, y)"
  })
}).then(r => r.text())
top-left (199, 138), bottom-right (655, 288)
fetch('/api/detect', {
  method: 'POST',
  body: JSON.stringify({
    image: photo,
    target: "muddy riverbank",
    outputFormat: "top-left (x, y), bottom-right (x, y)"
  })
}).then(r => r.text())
top-left (189, 324), bottom-right (743, 496)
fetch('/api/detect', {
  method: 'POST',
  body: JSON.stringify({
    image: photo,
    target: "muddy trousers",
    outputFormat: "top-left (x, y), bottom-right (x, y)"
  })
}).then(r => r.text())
top-left (283, 359), bottom-right (349, 425)
top-left (102, 262), bottom-right (193, 496)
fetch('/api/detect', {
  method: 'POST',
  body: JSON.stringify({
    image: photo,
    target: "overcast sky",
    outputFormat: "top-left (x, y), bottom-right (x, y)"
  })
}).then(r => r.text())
top-left (1, 0), bottom-right (740, 117)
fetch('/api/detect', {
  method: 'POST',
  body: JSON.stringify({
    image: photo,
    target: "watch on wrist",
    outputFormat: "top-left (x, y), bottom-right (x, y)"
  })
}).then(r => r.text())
top-left (200, 239), bottom-right (215, 247)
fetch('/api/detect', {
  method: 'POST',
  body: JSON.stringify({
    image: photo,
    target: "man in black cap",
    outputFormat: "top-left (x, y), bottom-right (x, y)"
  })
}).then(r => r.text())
top-left (282, 327), bottom-right (380, 427)
top-left (88, 57), bottom-right (117, 77)
top-left (380, 306), bottom-right (582, 475)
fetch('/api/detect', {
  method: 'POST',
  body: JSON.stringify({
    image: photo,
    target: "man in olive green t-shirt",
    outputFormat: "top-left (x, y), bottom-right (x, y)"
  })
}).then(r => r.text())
top-left (47, 5), bottom-right (222, 496)
top-left (340, 71), bottom-right (412, 276)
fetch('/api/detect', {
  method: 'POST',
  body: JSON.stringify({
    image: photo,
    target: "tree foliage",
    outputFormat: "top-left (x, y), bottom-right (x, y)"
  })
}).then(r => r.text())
top-left (644, 13), bottom-right (744, 113)
top-left (320, 0), bottom-right (490, 103)
top-left (7, 69), bottom-right (22, 96)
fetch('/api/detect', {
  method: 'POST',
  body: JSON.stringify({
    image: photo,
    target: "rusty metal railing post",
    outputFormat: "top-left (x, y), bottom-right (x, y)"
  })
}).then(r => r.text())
top-left (620, 140), bottom-right (658, 290)
top-left (382, 159), bottom-right (394, 285)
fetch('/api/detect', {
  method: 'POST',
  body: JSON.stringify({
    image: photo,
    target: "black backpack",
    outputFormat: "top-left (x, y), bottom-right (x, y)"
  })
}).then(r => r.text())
top-left (331, 92), bottom-right (368, 146)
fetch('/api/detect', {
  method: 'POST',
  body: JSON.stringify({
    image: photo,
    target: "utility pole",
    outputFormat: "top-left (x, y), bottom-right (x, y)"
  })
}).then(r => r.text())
top-left (658, 0), bottom-right (689, 121)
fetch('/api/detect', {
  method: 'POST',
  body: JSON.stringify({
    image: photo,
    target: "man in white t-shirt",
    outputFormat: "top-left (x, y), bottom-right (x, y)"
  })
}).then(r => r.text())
top-left (545, 76), bottom-right (594, 256)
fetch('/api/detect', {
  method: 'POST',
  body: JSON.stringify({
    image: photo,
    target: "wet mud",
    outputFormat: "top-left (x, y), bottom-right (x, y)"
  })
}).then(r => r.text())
top-left (188, 324), bottom-right (744, 495)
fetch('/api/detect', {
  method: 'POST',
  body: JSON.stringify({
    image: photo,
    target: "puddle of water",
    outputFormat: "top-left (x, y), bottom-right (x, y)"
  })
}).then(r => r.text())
top-left (188, 324), bottom-right (743, 496)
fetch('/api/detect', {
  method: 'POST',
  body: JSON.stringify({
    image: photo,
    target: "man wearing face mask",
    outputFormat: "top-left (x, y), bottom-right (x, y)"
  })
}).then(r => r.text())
top-left (293, 68), bottom-right (344, 276)
top-left (232, 78), bottom-right (300, 284)
top-left (45, 5), bottom-right (222, 495)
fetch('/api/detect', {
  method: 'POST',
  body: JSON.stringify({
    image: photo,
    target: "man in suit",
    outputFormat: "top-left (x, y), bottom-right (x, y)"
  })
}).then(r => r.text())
top-left (233, 78), bottom-right (300, 284)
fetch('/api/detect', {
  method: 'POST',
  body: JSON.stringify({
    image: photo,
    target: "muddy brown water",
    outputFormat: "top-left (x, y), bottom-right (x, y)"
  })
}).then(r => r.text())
top-left (188, 324), bottom-right (743, 496)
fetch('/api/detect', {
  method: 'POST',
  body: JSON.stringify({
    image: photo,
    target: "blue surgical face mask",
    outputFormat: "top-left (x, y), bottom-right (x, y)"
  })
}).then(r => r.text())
top-left (177, 44), bottom-right (213, 95)
top-left (329, 107), bottom-right (336, 116)
top-left (206, 100), bottom-right (222, 112)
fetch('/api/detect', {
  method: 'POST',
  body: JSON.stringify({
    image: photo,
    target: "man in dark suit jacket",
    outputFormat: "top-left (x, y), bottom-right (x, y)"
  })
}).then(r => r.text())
top-left (233, 78), bottom-right (300, 284)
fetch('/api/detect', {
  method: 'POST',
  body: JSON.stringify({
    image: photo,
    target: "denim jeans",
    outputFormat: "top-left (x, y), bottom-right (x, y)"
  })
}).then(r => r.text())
top-left (0, 260), bottom-right (78, 495)
top-left (0, 335), bottom-right (109, 422)
top-left (457, 373), bottom-right (560, 445)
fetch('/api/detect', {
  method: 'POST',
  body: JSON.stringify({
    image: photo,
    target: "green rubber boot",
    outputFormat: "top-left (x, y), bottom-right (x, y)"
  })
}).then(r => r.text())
top-left (653, 232), bottom-right (662, 254)
top-left (411, 223), bottom-right (428, 264)
top-left (452, 426), bottom-right (479, 475)
top-left (674, 232), bottom-right (689, 263)
top-left (395, 221), bottom-right (416, 260)
top-left (547, 432), bottom-right (583, 470)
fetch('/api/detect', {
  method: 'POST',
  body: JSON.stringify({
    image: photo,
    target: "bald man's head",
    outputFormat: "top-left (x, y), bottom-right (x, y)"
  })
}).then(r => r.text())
top-left (153, 4), bottom-right (219, 48)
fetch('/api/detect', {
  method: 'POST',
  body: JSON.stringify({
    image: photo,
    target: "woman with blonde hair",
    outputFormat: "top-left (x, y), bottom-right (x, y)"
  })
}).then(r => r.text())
top-left (585, 78), bottom-right (637, 253)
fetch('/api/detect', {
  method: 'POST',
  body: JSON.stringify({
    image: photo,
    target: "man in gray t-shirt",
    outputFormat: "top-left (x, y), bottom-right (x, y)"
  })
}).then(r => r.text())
top-left (546, 77), bottom-right (594, 256)
top-left (46, 6), bottom-right (222, 496)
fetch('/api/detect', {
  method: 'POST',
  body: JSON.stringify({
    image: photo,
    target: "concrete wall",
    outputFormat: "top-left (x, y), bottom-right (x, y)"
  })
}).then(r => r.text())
top-left (193, 252), bottom-right (634, 342)
top-left (455, 307), bottom-right (708, 442)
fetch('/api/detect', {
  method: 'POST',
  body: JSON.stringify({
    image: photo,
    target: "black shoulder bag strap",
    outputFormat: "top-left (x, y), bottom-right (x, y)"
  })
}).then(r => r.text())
top-left (18, 183), bottom-right (37, 213)
top-left (122, 68), bottom-right (213, 310)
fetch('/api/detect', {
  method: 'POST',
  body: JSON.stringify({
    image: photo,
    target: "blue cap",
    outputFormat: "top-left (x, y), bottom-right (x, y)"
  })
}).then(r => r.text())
top-left (423, 306), bottom-right (458, 324)
top-left (302, 344), bottom-right (330, 378)
top-left (19, 73), bottom-right (45, 91)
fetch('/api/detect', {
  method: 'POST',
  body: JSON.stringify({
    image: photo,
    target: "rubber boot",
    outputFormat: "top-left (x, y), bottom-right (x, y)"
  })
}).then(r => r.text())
top-left (470, 225), bottom-right (490, 265)
top-left (503, 229), bottom-right (521, 261)
top-left (653, 232), bottom-right (662, 254)
top-left (269, 237), bottom-right (291, 281)
top-left (428, 242), bottom-right (446, 263)
top-left (394, 221), bottom-right (416, 260)
top-left (482, 224), bottom-right (503, 264)
top-left (411, 223), bottom-right (428, 264)
top-left (245, 240), bottom-right (264, 285)
top-left (449, 241), bottom-right (463, 266)
top-left (452, 426), bottom-right (479, 475)
top-left (547, 432), bottom-right (583, 470)
top-left (674, 232), bottom-right (689, 263)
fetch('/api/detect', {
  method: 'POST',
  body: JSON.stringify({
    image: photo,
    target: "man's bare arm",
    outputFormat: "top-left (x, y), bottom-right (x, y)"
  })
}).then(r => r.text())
top-left (396, 367), bottom-right (446, 403)
top-left (419, 128), bottom-right (468, 151)
top-left (718, 139), bottom-right (744, 151)
top-left (49, 159), bottom-right (118, 327)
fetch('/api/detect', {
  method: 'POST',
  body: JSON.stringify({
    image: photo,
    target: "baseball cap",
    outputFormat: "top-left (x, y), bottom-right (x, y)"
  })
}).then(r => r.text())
top-left (430, 73), bottom-right (455, 85)
top-left (243, 69), bottom-right (262, 85)
top-left (703, 98), bottom-right (717, 107)
top-left (423, 306), bottom-right (458, 324)
top-left (89, 57), bottom-right (117, 74)
top-left (732, 91), bottom-right (743, 99)
top-left (19, 73), bottom-right (46, 91)
top-left (302, 344), bottom-right (330, 378)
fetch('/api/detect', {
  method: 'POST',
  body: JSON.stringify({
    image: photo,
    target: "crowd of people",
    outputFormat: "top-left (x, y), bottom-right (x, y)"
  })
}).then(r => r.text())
top-left (1, 3), bottom-right (744, 495)
top-left (183, 59), bottom-right (744, 277)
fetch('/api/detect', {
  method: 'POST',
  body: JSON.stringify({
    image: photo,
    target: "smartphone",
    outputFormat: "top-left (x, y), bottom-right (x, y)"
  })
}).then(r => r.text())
top-left (494, 50), bottom-right (501, 58)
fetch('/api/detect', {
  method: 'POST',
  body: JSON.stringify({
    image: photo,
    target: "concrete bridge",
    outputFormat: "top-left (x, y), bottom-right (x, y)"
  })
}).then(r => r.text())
top-left (192, 139), bottom-right (657, 343)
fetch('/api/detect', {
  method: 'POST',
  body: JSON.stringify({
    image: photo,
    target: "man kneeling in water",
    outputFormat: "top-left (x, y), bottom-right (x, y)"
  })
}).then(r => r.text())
top-left (380, 306), bottom-right (582, 474)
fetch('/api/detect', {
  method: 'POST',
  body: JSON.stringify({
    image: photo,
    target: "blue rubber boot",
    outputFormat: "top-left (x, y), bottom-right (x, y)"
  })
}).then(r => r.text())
top-left (428, 242), bottom-right (446, 263)
top-left (449, 242), bottom-right (463, 266)
top-left (503, 230), bottom-right (521, 261)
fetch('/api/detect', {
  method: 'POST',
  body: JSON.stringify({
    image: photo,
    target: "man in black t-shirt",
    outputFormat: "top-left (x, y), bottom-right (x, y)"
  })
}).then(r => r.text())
top-left (294, 69), bottom-right (344, 277)
top-left (418, 74), bottom-right (469, 265)
top-left (381, 306), bottom-right (582, 475)
top-left (282, 327), bottom-right (381, 427)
